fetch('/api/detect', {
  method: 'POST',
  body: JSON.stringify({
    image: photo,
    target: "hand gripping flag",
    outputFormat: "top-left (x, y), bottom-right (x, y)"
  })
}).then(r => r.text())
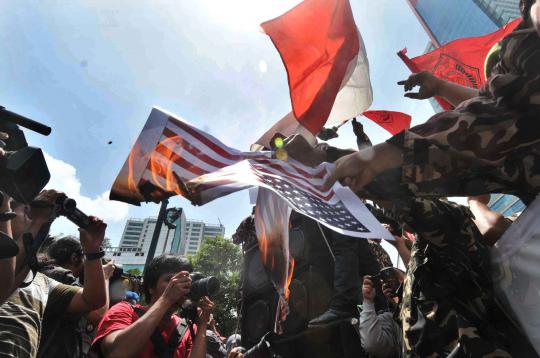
top-left (398, 18), bottom-right (521, 110)
top-left (262, 0), bottom-right (373, 135)
top-left (110, 107), bottom-right (393, 241)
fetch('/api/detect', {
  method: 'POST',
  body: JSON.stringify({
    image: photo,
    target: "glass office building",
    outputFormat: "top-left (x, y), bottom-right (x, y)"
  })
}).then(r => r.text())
top-left (473, 0), bottom-right (522, 26)
top-left (488, 194), bottom-right (526, 216)
top-left (407, 0), bottom-right (520, 46)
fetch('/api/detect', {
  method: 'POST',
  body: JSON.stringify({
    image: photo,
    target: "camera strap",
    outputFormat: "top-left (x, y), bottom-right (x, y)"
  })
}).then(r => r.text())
top-left (19, 232), bottom-right (37, 288)
top-left (132, 306), bottom-right (190, 358)
top-left (19, 220), bottom-right (54, 288)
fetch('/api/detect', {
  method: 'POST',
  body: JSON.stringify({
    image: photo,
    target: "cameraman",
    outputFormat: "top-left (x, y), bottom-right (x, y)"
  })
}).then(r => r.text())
top-left (359, 274), bottom-right (403, 358)
top-left (93, 254), bottom-right (214, 358)
top-left (0, 189), bottom-right (108, 357)
top-left (37, 236), bottom-right (115, 357)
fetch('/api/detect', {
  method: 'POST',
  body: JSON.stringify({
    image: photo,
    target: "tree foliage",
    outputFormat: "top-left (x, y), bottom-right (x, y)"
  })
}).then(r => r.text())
top-left (191, 236), bottom-right (242, 336)
top-left (127, 268), bottom-right (142, 276)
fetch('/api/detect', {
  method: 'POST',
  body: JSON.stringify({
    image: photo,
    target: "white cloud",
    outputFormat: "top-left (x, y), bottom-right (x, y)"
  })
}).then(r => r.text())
top-left (44, 153), bottom-right (129, 235)
top-left (258, 60), bottom-right (268, 73)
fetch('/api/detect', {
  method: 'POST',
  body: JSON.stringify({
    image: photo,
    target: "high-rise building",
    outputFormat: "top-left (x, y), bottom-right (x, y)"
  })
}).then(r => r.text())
top-left (407, 0), bottom-right (500, 46)
top-left (181, 221), bottom-right (225, 256)
top-left (473, 0), bottom-right (522, 26)
top-left (107, 211), bottom-right (225, 270)
top-left (119, 219), bottom-right (145, 248)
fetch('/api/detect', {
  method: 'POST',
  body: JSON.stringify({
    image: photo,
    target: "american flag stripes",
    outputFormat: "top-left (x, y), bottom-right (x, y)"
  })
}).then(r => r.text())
top-left (111, 107), bottom-right (393, 240)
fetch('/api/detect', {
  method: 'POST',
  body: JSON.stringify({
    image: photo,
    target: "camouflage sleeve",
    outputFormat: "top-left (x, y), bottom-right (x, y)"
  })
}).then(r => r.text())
top-left (387, 97), bottom-right (540, 197)
top-left (387, 29), bottom-right (540, 198)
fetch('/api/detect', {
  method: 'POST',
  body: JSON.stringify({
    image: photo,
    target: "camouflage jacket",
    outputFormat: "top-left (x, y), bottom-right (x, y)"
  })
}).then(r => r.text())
top-left (394, 198), bottom-right (537, 357)
top-left (386, 24), bottom-right (540, 204)
top-left (368, 240), bottom-right (394, 269)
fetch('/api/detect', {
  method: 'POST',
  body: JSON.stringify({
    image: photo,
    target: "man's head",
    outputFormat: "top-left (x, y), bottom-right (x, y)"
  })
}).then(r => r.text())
top-left (521, 0), bottom-right (535, 19)
top-left (143, 254), bottom-right (193, 303)
top-left (9, 200), bottom-right (30, 240)
top-left (47, 236), bottom-right (84, 277)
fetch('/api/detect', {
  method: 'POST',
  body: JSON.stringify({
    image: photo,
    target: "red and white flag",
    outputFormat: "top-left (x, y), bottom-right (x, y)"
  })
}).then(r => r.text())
top-left (262, 0), bottom-right (372, 136)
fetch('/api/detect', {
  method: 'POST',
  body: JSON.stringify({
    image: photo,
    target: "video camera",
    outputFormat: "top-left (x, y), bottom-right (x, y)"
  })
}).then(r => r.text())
top-left (55, 196), bottom-right (92, 229)
top-left (0, 106), bottom-right (51, 204)
top-left (0, 106), bottom-right (51, 258)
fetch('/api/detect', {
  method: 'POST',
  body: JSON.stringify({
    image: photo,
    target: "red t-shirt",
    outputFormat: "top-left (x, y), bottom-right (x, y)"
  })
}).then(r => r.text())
top-left (92, 301), bottom-right (194, 358)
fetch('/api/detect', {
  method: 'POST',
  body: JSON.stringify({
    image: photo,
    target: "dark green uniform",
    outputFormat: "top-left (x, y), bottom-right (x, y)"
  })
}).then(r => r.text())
top-left (386, 24), bottom-right (540, 205)
top-left (391, 199), bottom-right (537, 357)
top-left (374, 23), bottom-right (540, 357)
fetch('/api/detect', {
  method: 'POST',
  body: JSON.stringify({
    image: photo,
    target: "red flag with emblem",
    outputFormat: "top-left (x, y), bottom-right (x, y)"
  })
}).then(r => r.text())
top-left (397, 18), bottom-right (521, 110)
top-left (362, 110), bottom-right (411, 135)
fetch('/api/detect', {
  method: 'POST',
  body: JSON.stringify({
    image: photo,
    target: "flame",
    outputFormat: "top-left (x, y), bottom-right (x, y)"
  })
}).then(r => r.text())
top-left (146, 135), bottom-right (189, 197)
top-left (285, 257), bottom-right (295, 300)
top-left (254, 206), bottom-right (295, 302)
top-left (127, 146), bottom-right (138, 193)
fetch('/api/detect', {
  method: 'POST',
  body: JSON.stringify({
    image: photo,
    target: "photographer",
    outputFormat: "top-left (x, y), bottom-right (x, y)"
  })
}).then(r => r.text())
top-left (37, 236), bottom-right (115, 358)
top-left (0, 189), bottom-right (108, 357)
top-left (0, 192), bottom-right (17, 304)
top-left (93, 254), bottom-right (214, 358)
top-left (359, 274), bottom-right (402, 358)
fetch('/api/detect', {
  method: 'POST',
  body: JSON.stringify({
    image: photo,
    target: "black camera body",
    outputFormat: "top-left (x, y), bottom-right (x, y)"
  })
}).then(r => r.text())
top-left (188, 272), bottom-right (220, 300)
top-left (0, 107), bottom-right (51, 258)
top-left (0, 110), bottom-right (51, 204)
top-left (372, 267), bottom-right (397, 283)
top-left (56, 196), bottom-right (92, 229)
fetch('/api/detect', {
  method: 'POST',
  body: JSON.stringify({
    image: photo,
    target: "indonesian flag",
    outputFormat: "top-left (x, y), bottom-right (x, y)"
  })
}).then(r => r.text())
top-left (262, 0), bottom-right (372, 135)
top-left (398, 18), bottom-right (521, 110)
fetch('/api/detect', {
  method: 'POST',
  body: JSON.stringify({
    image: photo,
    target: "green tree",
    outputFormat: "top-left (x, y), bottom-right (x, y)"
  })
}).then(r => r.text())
top-left (127, 268), bottom-right (142, 276)
top-left (191, 236), bottom-right (242, 336)
top-left (102, 237), bottom-right (113, 249)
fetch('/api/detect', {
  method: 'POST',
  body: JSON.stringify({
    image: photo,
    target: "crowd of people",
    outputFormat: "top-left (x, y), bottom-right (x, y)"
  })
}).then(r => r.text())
top-left (0, 0), bottom-right (538, 357)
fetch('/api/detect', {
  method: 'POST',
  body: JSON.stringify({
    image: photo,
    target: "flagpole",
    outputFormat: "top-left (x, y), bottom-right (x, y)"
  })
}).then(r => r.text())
top-left (145, 199), bottom-right (169, 267)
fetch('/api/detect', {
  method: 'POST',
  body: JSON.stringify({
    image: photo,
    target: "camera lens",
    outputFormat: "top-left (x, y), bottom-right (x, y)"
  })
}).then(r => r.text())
top-left (62, 198), bottom-right (77, 213)
top-left (189, 273), bottom-right (220, 299)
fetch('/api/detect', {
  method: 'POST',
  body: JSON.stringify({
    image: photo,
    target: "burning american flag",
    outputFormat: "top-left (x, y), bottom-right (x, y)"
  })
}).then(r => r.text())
top-left (110, 107), bottom-right (392, 241)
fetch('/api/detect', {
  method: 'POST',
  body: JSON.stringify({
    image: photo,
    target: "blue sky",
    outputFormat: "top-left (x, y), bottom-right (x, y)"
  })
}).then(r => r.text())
top-left (0, 0), bottom-right (436, 246)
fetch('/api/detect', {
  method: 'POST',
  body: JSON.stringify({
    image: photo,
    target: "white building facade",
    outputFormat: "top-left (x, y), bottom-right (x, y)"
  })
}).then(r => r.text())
top-left (106, 210), bottom-right (224, 271)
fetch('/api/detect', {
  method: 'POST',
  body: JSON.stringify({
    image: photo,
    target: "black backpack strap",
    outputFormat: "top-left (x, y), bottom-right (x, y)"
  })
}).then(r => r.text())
top-left (163, 318), bottom-right (189, 357)
top-left (132, 306), bottom-right (190, 358)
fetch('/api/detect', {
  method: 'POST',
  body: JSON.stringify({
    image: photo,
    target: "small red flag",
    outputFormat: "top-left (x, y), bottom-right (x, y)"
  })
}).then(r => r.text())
top-left (397, 18), bottom-right (521, 110)
top-left (362, 110), bottom-right (411, 135)
top-left (261, 0), bottom-right (365, 135)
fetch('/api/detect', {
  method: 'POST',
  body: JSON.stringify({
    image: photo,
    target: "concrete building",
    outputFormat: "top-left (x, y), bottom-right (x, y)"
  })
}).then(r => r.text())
top-left (106, 210), bottom-right (224, 271)
top-left (182, 221), bottom-right (225, 256)
top-left (118, 219), bottom-right (145, 249)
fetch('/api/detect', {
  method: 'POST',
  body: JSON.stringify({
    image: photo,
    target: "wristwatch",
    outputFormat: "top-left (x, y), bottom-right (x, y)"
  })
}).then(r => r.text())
top-left (85, 250), bottom-right (105, 261)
